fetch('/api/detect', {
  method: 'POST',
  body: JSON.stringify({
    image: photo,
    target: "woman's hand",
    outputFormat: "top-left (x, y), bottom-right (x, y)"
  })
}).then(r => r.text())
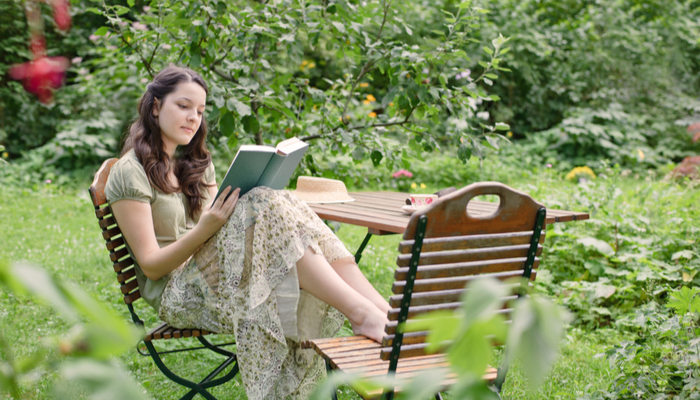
top-left (197, 186), bottom-right (240, 238)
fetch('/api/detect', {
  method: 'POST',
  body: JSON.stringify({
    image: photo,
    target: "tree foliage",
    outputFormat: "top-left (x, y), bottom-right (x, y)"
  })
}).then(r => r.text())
top-left (73, 0), bottom-right (508, 181)
top-left (473, 0), bottom-right (700, 167)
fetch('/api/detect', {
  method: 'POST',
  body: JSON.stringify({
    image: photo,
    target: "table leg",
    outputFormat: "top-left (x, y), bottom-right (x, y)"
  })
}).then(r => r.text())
top-left (354, 232), bottom-right (373, 263)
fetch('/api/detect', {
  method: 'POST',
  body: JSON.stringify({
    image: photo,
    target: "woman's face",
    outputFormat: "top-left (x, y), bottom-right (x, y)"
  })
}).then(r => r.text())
top-left (154, 80), bottom-right (206, 156)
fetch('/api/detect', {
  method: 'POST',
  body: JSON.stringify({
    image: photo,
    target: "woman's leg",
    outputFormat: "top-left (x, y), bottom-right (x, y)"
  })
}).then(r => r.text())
top-left (296, 248), bottom-right (388, 342)
top-left (330, 257), bottom-right (391, 314)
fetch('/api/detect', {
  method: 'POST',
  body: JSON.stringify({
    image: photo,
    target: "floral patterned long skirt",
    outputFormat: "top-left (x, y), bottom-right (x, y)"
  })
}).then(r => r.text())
top-left (158, 187), bottom-right (350, 399)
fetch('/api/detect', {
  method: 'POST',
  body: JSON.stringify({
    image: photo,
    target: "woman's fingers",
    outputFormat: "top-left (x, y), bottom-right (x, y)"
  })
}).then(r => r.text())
top-left (223, 188), bottom-right (240, 215)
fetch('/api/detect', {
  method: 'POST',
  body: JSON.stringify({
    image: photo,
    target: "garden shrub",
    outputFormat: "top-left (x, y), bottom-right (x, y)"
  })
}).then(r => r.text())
top-left (472, 0), bottom-right (700, 167)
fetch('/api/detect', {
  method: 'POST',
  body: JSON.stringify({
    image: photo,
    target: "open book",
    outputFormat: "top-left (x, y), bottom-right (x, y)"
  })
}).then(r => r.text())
top-left (214, 137), bottom-right (309, 202)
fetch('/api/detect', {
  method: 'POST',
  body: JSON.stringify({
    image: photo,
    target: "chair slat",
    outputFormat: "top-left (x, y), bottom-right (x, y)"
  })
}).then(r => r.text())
top-left (112, 258), bottom-right (134, 273)
top-left (386, 295), bottom-right (518, 321)
top-left (389, 282), bottom-right (528, 308)
top-left (396, 244), bottom-right (542, 267)
top-left (94, 205), bottom-right (112, 218)
top-left (117, 268), bottom-right (136, 283)
top-left (384, 308), bottom-right (513, 335)
top-left (98, 216), bottom-right (117, 230)
top-left (110, 247), bottom-right (130, 263)
top-left (102, 226), bottom-right (121, 241)
top-left (105, 236), bottom-right (125, 251)
top-left (398, 231), bottom-right (540, 253)
top-left (394, 257), bottom-right (541, 281)
top-left (124, 291), bottom-right (141, 304)
top-left (147, 323), bottom-right (170, 341)
top-left (120, 278), bottom-right (139, 294)
top-left (392, 268), bottom-right (538, 295)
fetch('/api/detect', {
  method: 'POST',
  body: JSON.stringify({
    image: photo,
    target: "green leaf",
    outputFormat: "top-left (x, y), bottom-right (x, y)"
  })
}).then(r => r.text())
top-left (457, 143), bottom-right (472, 162)
top-left (9, 262), bottom-right (79, 323)
top-left (112, 5), bottom-right (130, 15)
top-left (494, 122), bottom-right (510, 131)
top-left (666, 286), bottom-right (700, 315)
top-left (93, 26), bottom-right (109, 36)
top-left (58, 359), bottom-right (150, 400)
top-left (242, 115), bottom-right (259, 134)
top-left (671, 250), bottom-right (695, 261)
top-left (406, 310), bottom-right (460, 352)
top-left (578, 237), bottom-right (614, 256)
top-left (370, 150), bottom-right (383, 167)
top-left (219, 111), bottom-right (235, 136)
top-left (505, 296), bottom-right (567, 389)
top-left (127, 0), bottom-right (135, 7)
top-left (228, 98), bottom-right (251, 117)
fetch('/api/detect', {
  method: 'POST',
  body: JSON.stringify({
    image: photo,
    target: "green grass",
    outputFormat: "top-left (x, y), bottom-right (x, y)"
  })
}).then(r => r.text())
top-left (1, 162), bottom-right (697, 399)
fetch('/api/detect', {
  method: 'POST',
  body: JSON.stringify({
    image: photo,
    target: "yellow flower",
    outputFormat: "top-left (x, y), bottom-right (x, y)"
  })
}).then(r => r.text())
top-left (420, 183), bottom-right (426, 189)
top-left (389, 102), bottom-right (394, 107)
top-left (2, 152), bottom-right (8, 159)
top-left (565, 166), bottom-right (596, 181)
top-left (368, 112), bottom-right (377, 118)
top-left (312, 105), bottom-right (318, 111)
top-left (637, 149), bottom-right (645, 161)
top-left (359, 82), bottom-right (369, 88)
top-left (307, 62), bottom-right (316, 69)
top-left (507, 131), bottom-right (513, 138)
top-left (366, 94), bottom-right (376, 102)
top-left (410, 182), bottom-right (417, 189)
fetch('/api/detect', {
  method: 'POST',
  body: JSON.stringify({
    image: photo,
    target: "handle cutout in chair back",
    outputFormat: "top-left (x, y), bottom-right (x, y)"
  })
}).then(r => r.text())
top-left (466, 194), bottom-right (501, 220)
top-left (404, 182), bottom-right (545, 239)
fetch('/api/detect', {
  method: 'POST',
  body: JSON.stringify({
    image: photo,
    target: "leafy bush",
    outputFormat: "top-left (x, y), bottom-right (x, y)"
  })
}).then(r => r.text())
top-left (473, 0), bottom-right (700, 167)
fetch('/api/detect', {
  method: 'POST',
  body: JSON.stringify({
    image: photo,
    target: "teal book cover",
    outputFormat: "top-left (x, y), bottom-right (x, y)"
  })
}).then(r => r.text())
top-left (214, 138), bottom-right (308, 202)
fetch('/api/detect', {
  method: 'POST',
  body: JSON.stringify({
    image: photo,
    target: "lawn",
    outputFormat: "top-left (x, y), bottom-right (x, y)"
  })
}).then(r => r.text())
top-left (1, 156), bottom-right (697, 399)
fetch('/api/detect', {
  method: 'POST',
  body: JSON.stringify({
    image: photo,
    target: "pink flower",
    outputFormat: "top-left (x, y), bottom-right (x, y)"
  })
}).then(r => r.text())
top-left (132, 22), bottom-right (147, 31)
top-left (51, 0), bottom-right (71, 31)
top-left (546, 163), bottom-right (552, 168)
top-left (9, 56), bottom-right (70, 103)
top-left (392, 169), bottom-right (413, 179)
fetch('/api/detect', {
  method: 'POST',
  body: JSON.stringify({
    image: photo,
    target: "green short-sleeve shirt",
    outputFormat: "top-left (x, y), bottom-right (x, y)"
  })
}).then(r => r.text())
top-left (105, 149), bottom-right (215, 310)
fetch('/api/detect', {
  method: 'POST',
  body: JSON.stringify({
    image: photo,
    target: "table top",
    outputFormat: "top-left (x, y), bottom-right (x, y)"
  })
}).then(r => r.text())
top-left (308, 191), bottom-right (589, 235)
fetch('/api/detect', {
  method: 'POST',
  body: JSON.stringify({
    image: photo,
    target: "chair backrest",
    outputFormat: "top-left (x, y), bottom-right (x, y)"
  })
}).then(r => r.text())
top-left (380, 182), bottom-right (547, 367)
top-left (89, 158), bottom-right (144, 315)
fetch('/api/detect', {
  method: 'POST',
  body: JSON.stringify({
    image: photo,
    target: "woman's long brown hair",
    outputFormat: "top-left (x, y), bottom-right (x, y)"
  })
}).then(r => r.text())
top-left (122, 66), bottom-right (211, 218)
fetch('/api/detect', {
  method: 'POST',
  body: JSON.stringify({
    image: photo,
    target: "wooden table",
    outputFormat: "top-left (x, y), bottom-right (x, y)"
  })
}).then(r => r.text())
top-left (308, 191), bottom-right (589, 262)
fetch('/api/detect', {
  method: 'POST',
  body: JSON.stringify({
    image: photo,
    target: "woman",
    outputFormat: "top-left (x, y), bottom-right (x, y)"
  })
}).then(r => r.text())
top-left (105, 66), bottom-right (390, 399)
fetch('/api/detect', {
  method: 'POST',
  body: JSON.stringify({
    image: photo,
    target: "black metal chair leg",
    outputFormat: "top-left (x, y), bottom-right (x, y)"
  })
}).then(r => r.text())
top-left (354, 232), bottom-right (373, 263)
top-left (144, 339), bottom-right (238, 400)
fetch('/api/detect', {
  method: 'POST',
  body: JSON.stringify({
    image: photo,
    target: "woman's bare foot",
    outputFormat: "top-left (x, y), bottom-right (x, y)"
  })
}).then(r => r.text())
top-left (350, 303), bottom-right (389, 343)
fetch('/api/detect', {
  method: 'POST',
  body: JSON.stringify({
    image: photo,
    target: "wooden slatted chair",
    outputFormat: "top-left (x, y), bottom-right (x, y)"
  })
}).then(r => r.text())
top-left (89, 158), bottom-right (239, 400)
top-left (304, 182), bottom-right (547, 399)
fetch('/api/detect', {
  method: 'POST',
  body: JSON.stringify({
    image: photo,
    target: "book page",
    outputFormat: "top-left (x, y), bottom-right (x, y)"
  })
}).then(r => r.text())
top-left (259, 138), bottom-right (309, 189)
top-left (276, 137), bottom-right (307, 155)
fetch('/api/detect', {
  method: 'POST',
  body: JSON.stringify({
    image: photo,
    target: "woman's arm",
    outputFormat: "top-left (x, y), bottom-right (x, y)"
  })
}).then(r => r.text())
top-left (112, 185), bottom-right (240, 280)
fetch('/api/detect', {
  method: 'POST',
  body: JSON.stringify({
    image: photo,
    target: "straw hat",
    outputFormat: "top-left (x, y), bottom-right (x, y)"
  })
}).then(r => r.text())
top-left (292, 176), bottom-right (355, 204)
